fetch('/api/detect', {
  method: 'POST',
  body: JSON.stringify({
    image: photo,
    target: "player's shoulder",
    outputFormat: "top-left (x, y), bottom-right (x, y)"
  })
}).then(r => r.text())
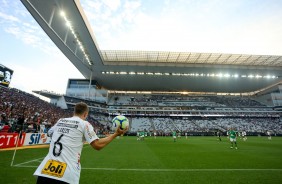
top-left (78, 118), bottom-right (92, 128)
top-left (59, 116), bottom-right (87, 126)
top-left (65, 116), bottom-right (83, 122)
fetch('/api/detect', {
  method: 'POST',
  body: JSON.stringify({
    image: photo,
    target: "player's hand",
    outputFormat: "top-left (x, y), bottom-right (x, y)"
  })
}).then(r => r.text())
top-left (115, 125), bottom-right (128, 136)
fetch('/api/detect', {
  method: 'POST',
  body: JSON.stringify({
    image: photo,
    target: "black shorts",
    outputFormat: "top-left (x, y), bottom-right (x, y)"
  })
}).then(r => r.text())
top-left (36, 176), bottom-right (69, 184)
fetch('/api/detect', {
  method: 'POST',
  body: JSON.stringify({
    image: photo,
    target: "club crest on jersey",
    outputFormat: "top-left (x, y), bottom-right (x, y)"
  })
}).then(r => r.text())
top-left (41, 160), bottom-right (67, 178)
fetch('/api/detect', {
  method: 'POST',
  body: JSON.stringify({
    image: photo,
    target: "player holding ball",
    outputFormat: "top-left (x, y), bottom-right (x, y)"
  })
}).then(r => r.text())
top-left (34, 102), bottom-right (128, 184)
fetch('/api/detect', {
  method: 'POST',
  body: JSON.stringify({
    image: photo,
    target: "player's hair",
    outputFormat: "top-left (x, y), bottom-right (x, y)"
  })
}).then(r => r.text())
top-left (74, 102), bottom-right (89, 115)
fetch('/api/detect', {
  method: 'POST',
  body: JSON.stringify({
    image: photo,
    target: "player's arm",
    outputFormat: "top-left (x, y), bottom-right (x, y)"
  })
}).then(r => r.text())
top-left (90, 126), bottom-right (128, 151)
top-left (47, 125), bottom-right (55, 137)
top-left (47, 119), bottom-right (60, 137)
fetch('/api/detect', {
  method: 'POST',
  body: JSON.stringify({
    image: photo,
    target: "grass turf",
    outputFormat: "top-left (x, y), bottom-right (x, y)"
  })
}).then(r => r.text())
top-left (0, 136), bottom-right (282, 184)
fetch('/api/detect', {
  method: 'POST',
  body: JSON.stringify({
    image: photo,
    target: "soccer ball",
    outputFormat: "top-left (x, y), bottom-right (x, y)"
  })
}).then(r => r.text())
top-left (112, 115), bottom-right (129, 130)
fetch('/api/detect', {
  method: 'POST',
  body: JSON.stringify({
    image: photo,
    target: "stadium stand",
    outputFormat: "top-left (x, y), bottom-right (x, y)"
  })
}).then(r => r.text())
top-left (0, 87), bottom-right (105, 134)
top-left (105, 93), bottom-right (282, 135)
top-left (1, 86), bottom-right (281, 136)
top-left (130, 117), bottom-right (282, 135)
top-left (108, 94), bottom-right (266, 108)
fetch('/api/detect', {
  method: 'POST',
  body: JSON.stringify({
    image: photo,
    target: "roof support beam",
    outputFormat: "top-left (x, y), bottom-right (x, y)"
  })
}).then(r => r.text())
top-left (64, 28), bottom-right (69, 44)
top-left (195, 53), bottom-right (202, 63)
top-left (231, 55), bottom-right (242, 64)
top-left (223, 54), bottom-right (232, 64)
top-left (260, 56), bottom-right (272, 65)
top-left (269, 56), bottom-right (282, 66)
top-left (166, 52), bottom-right (170, 62)
top-left (250, 55), bottom-right (262, 65)
top-left (213, 54), bottom-right (222, 64)
top-left (204, 53), bottom-right (212, 63)
top-left (243, 55), bottom-right (252, 64)
top-left (176, 53), bottom-right (181, 62)
top-left (185, 53), bottom-right (191, 62)
top-left (48, 6), bottom-right (56, 26)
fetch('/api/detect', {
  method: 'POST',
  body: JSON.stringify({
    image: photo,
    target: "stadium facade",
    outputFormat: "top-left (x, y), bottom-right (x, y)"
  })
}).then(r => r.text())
top-left (21, 0), bottom-right (282, 93)
top-left (22, 0), bottom-right (282, 135)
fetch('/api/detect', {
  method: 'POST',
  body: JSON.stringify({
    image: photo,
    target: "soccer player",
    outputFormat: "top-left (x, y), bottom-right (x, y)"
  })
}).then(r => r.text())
top-left (172, 131), bottom-right (177, 142)
top-left (140, 131), bottom-right (145, 141)
top-left (34, 102), bottom-right (128, 184)
top-left (228, 127), bottom-right (238, 149)
top-left (154, 131), bottom-right (157, 139)
top-left (177, 132), bottom-right (181, 139)
top-left (267, 130), bottom-right (272, 140)
top-left (136, 131), bottom-right (140, 141)
top-left (242, 131), bottom-right (247, 141)
top-left (217, 130), bottom-right (222, 141)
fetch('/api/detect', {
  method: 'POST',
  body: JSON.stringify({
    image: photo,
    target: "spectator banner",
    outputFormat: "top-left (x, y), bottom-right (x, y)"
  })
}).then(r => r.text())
top-left (0, 133), bottom-right (26, 149)
top-left (23, 133), bottom-right (51, 146)
top-left (0, 64), bottom-right (13, 87)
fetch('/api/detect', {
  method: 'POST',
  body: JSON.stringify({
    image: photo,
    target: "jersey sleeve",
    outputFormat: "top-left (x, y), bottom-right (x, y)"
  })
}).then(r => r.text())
top-left (83, 122), bottom-right (99, 144)
top-left (47, 123), bottom-right (58, 137)
top-left (47, 119), bottom-right (61, 137)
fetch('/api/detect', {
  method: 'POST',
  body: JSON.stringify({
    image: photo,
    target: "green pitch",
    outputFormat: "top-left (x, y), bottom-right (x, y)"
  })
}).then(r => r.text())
top-left (1, 136), bottom-right (282, 184)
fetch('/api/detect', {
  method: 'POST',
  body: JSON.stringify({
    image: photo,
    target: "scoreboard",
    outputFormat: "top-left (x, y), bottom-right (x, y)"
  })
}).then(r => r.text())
top-left (0, 64), bottom-right (13, 87)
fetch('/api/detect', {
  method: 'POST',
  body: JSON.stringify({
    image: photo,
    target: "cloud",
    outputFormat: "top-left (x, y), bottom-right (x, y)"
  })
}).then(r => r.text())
top-left (9, 55), bottom-right (83, 94)
top-left (121, 0), bottom-right (141, 22)
top-left (4, 25), bottom-right (43, 46)
top-left (0, 3), bottom-right (49, 51)
top-left (104, 0), bottom-right (121, 11)
top-left (82, 0), bottom-right (143, 46)
top-left (0, 11), bottom-right (20, 22)
top-left (80, 0), bottom-right (282, 55)
top-left (1, 1), bottom-right (83, 94)
top-left (1, 0), bottom-right (8, 7)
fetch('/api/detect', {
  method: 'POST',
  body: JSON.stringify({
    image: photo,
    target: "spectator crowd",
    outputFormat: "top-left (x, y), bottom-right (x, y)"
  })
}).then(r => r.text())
top-left (1, 87), bottom-right (281, 136)
top-left (0, 87), bottom-right (104, 134)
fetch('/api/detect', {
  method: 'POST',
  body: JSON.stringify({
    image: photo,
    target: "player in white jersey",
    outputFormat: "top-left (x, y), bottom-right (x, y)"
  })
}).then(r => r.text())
top-left (267, 130), bottom-right (272, 140)
top-left (242, 131), bottom-right (247, 141)
top-left (34, 102), bottom-right (128, 184)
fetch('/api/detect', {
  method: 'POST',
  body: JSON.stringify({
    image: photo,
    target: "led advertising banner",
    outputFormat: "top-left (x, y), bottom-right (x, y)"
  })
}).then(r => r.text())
top-left (0, 64), bottom-right (13, 87)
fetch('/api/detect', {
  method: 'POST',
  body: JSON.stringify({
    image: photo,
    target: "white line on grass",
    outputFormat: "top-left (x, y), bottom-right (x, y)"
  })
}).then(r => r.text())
top-left (81, 168), bottom-right (282, 172)
top-left (13, 157), bottom-right (44, 167)
top-left (13, 145), bottom-right (90, 167)
top-left (12, 165), bottom-right (282, 172)
top-left (13, 165), bottom-right (38, 168)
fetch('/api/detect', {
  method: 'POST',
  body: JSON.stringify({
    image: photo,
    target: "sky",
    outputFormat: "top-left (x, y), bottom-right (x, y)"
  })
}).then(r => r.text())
top-left (0, 0), bottom-right (282, 95)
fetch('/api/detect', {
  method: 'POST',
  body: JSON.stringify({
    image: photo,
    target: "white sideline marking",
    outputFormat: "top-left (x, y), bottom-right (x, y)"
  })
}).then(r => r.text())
top-left (13, 157), bottom-right (44, 167)
top-left (13, 145), bottom-right (90, 167)
top-left (81, 168), bottom-right (282, 171)
top-left (13, 165), bottom-right (37, 168)
top-left (12, 157), bottom-right (282, 171)
top-left (12, 165), bottom-right (282, 172)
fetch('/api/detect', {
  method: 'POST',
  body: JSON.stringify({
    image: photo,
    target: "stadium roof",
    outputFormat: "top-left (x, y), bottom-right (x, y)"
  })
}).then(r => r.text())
top-left (21, 0), bottom-right (282, 93)
top-left (101, 50), bottom-right (282, 66)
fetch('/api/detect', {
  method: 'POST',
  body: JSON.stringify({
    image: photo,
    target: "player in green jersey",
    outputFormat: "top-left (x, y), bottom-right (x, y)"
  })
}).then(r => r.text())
top-left (228, 128), bottom-right (238, 149)
top-left (172, 131), bottom-right (177, 142)
top-left (140, 131), bottom-right (145, 141)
